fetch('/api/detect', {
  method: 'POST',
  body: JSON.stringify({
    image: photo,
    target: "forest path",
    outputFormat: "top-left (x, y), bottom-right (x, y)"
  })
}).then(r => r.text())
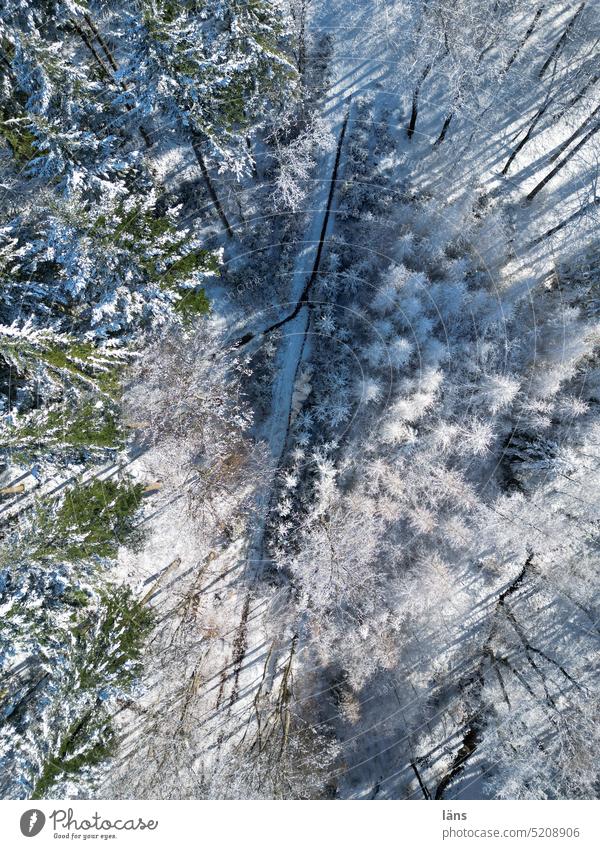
top-left (248, 0), bottom-right (398, 557)
top-left (217, 0), bottom-right (405, 785)
top-left (214, 105), bottom-right (356, 754)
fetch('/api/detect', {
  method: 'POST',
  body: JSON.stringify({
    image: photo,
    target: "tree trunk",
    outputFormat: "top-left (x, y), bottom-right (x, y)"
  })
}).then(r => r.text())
top-left (531, 197), bottom-right (599, 244)
top-left (245, 134), bottom-right (258, 178)
top-left (293, 0), bottom-right (308, 78)
top-left (434, 111), bottom-right (453, 145)
top-left (434, 720), bottom-right (481, 799)
top-left (434, 35), bottom-right (493, 146)
top-left (83, 14), bottom-right (119, 72)
top-left (526, 120), bottom-right (600, 200)
top-left (83, 14), bottom-right (153, 148)
top-left (538, 2), bottom-right (586, 79)
top-left (407, 63), bottom-right (431, 140)
top-left (410, 759), bottom-right (431, 799)
top-left (549, 101), bottom-right (600, 161)
top-left (504, 72), bottom-right (599, 174)
top-left (502, 85), bottom-right (553, 175)
top-left (70, 18), bottom-right (112, 82)
top-left (70, 17), bottom-right (152, 148)
top-left (191, 134), bottom-right (234, 238)
top-left (563, 72), bottom-right (598, 112)
top-left (504, 6), bottom-right (545, 74)
top-left (407, 90), bottom-right (419, 140)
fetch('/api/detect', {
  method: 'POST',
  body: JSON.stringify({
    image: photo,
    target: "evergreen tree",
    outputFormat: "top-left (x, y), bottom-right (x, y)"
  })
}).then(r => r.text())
top-left (0, 478), bottom-right (151, 799)
top-left (124, 0), bottom-right (298, 175)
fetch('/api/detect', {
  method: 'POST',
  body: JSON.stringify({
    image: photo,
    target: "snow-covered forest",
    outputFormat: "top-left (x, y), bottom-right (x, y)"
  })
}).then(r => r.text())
top-left (0, 0), bottom-right (599, 801)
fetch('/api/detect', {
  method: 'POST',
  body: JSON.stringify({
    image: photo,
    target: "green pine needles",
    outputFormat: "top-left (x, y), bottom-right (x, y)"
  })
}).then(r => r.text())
top-left (30, 584), bottom-right (153, 799)
top-left (1, 478), bottom-right (152, 799)
top-left (35, 478), bottom-right (145, 561)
